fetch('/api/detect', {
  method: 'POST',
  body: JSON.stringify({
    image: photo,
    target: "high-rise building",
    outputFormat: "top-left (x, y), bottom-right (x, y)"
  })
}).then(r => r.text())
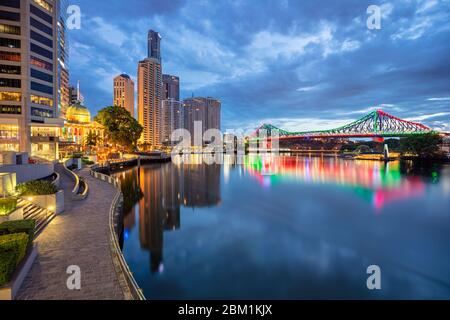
top-left (57, 0), bottom-right (69, 119)
top-left (161, 74), bottom-right (181, 146)
top-left (113, 73), bottom-right (134, 117)
top-left (0, 0), bottom-right (63, 160)
top-left (183, 97), bottom-right (221, 146)
top-left (147, 30), bottom-right (161, 62)
top-left (137, 57), bottom-right (162, 148)
top-left (69, 81), bottom-right (83, 105)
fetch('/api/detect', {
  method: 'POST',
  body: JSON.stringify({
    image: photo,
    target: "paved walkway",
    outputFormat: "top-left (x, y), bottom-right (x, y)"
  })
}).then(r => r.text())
top-left (17, 166), bottom-right (127, 300)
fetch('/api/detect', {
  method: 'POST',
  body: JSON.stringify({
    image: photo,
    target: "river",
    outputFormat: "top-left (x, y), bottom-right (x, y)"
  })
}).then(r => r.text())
top-left (113, 154), bottom-right (450, 299)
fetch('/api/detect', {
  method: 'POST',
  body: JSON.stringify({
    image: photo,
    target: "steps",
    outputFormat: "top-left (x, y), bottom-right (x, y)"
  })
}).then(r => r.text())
top-left (16, 198), bottom-right (56, 237)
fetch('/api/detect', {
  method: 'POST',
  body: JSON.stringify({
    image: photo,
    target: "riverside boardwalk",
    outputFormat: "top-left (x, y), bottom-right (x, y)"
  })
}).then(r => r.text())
top-left (17, 166), bottom-right (130, 300)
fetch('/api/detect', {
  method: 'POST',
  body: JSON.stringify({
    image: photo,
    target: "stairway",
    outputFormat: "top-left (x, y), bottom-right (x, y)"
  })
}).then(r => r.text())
top-left (16, 198), bottom-right (56, 237)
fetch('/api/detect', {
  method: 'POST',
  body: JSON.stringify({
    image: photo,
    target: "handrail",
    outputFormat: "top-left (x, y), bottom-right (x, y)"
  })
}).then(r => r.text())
top-left (90, 168), bottom-right (146, 300)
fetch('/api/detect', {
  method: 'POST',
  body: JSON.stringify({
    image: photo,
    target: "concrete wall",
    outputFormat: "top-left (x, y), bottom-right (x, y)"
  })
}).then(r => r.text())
top-left (23, 190), bottom-right (64, 214)
top-left (0, 164), bottom-right (54, 184)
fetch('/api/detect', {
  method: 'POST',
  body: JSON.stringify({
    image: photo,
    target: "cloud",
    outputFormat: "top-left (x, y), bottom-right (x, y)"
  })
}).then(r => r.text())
top-left (68, 0), bottom-right (450, 131)
top-left (405, 112), bottom-right (450, 122)
top-left (428, 97), bottom-right (450, 101)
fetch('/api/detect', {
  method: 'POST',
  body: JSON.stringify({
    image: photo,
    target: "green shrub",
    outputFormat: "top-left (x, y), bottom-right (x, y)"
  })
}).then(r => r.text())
top-left (0, 250), bottom-right (16, 286)
top-left (0, 220), bottom-right (35, 248)
top-left (82, 159), bottom-right (94, 165)
top-left (0, 198), bottom-right (17, 216)
top-left (16, 180), bottom-right (58, 196)
top-left (0, 233), bottom-right (28, 266)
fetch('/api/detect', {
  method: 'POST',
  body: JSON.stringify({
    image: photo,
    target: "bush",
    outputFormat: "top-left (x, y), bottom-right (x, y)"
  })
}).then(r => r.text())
top-left (0, 232), bottom-right (28, 264)
top-left (0, 250), bottom-right (16, 286)
top-left (0, 220), bottom-right (35, 248)
top-left (82, 158), bottom-right (94, 165)
top-left (0, 233), bottom-right (29, 286)
top-left (16, 180), bottom-right (58, 196)
top-left (0, 198), bottom-right (17, 216)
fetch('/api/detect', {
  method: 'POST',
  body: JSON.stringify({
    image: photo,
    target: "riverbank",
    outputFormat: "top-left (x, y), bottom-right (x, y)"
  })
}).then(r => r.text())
top-left (16, 168), bottom-right (131, 300)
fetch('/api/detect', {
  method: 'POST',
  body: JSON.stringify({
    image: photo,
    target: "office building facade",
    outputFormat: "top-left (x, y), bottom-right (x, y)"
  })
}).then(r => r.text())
top-left (0, 0), bottom-right (63, 160)
top-left (113, 73), bottom-right (134, 117)
top-left (183, 97), bottom-right (221, 146)
top-left (147, 29), bottom-right (161, 62)
top-left (137, 57), bottom-right (162, 148)
top-left (161, 74), bottom-right (181, 146)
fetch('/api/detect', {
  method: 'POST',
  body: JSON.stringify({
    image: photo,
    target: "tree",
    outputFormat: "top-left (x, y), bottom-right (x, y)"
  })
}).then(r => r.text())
top-left (94, 106), bottom-right (143, 151)
top-left (400, 133), bottom-right (443, 158)
top-left (84, 131), bottom-right (100, 147)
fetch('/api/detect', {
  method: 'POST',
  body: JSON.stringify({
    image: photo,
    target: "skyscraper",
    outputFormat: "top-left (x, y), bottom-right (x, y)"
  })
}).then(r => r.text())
top-left (57, 0), bottom-right (69, 119)
top-left (147, 30), bottom-right (161, 62)
top-left (137, 57), bottom-right (162, 148)
top-left (0, 0), bottom-right (63, 160)
top-left (113, 73), bottom-right (135, 117)
top-left (183, 97), bottom-right (221, 146)
top-left (161, 74), bottom-right (182, 146)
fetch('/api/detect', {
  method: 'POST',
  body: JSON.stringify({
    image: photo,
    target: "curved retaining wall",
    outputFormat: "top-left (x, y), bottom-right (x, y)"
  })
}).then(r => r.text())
top-left (89, 168), bottom-right (146, 300)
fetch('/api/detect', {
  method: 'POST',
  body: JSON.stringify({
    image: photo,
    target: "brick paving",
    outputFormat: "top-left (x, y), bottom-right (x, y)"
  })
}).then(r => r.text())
top-left (17, 167), bottom-right (127, 300)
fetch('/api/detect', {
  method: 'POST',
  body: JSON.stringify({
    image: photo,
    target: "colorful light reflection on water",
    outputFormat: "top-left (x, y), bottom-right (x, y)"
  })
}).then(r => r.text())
top-left (116, 155), bottom-right (450, 299)
top-left (243, 155), bottom-right (427, 210)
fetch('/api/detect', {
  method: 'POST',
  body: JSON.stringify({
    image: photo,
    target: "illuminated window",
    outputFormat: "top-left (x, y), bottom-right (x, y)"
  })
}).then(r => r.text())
top-left (31, 107), bottom-right (53, 118)
top-left (31, 55), bottom-right (52, 71)
top-left (32, 0), bottom-right (53, 13)
top-left (0, 24), bottom-right (20, 35)
top-left (0, 124), bottom-right (19, 139)
top-left (0, 105), bottom-right (21, 114)
top-left (0, 91), bottom-right (21, 102)
top-left (0, 51), bottom-right (20, 62)
top-left (31, 94), bottom-right (53, 107)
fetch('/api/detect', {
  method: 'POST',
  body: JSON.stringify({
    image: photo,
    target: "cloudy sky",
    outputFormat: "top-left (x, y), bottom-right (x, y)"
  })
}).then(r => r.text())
top-left (68, 0), bottom-right (450, 132)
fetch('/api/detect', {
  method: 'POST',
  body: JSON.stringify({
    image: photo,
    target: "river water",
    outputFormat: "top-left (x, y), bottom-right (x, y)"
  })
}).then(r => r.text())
top-left (113, 154), bottom-right (450, 299)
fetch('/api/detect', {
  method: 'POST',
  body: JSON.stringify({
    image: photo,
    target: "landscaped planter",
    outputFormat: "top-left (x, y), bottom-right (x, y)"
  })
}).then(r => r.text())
top-left (22, 190), bottom-right (65, 214)
top-left (0, 207), bottom-right (24, 224)
top-left (0, 244), bottom-right (38, 300)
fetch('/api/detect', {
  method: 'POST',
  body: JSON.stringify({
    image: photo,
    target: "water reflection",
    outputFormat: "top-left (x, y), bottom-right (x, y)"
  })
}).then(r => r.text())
top-left (114, 155), bottom-right (450, 299)
top-left (116, 156), bottom-right (222, 274)
top-left (243, 155), bottom-right (444, 210)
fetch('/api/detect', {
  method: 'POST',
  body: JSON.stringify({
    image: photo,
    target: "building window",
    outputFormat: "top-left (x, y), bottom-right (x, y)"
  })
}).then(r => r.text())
top-left (0, 10), bottom-right (20, 22)
top-left (1, 0), bottom-right (20, 9)
top-left (31, 68), bottom-right (53, 83)
top-left (30, 17), bottom-right (52, 36)
top-left (0, 105), bottom-right (21, 114)
top-left (0, 51), bottom-right (20, 62)
top-left (0, 124), bottom-right (18, 139)
top-left (30, 30), bottom-right (52, 48)
top-left (0, 37), bottom-right (21, 49)
top-left (0, 24), bottom-right (20, 35)
top-left (31, 55), bottom-right (52, 71)
top-left (31, 94), bottom-right (53, 107)
top-left (31, 81), bottom-right (53, 95)
top-left (30, 4), bottom-right (52, 24)
top-left (32, 0), bottom-right (53, 13)
top-left (0, 65), bottom-right (20, 75)
top-left (0, 78), bottom-right (21, 88)
top-left (0, 91), bottom-right (21, 101)
top-left (30, 43), bottom-right (53, 59)
top-left (31, 107), bottom-right (53, 118)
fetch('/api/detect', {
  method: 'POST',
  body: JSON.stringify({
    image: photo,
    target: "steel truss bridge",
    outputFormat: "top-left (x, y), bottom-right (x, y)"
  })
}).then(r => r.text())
top-left (254, 110), bottom-right (444, 140)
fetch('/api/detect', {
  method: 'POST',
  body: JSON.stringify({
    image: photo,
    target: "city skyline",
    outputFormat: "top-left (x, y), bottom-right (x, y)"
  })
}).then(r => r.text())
top-left (68, 0), bottom-right (450, 132)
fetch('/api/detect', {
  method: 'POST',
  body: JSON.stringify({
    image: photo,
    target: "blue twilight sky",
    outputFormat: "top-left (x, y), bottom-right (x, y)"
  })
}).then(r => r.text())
top-left (68, 0), bottom-right (450, 132)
